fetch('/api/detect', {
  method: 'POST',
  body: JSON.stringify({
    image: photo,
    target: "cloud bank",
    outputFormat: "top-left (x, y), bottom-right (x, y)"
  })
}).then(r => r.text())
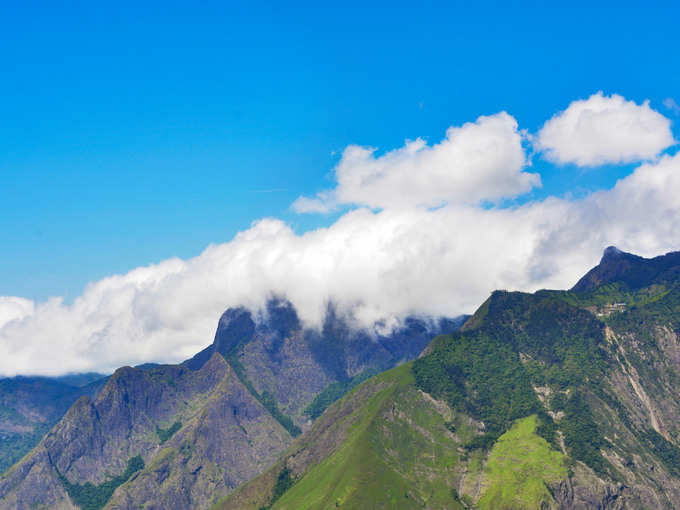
top-left (292, 112), bottom-right (539, 212)
top-left (535, 91), bottom-right (675, 166)
top-left (0, 297), bottom-right (34, 330)
top-left (1, 93), bottom-right (679, 376)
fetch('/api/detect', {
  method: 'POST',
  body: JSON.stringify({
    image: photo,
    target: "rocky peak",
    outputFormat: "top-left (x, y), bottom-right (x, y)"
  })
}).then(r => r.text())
top-left (601, 245), bottom-right (624, 261)
top-left (214, 307), bottom-right (256, 356)
top-left (262, 298), bottom-right (300, 340)
top-left (573, 246), bottom-right (680, 292)
top-left (573, 247), bottom-right (643, 292)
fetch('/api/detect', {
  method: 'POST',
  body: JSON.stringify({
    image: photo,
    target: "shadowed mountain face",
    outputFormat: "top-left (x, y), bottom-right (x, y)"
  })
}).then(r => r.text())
top-left (572, 246), bottom-right (680, 292)
top-left (219, 248), bottom-right (680, 510)
top-left (0, 299), bottom-right (463, 510)
top-left (0, 375), bottom-right (106, 473)
top-left (184, 299), bottom-right (466, 433)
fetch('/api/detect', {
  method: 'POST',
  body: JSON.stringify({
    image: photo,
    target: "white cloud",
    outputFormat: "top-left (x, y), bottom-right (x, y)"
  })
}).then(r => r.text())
top-left (3, 105), bottom-right (680, 377)
top-left (535, 92), bottom-right (675, 166)
top-left (290, 191), bottom-right (336, 214)
top-left (0, 297), bottom-right (35, 330)
top-left (664, 98), bottom-right (680, 115)
top-left (292, 112), bottom-right (540, 212)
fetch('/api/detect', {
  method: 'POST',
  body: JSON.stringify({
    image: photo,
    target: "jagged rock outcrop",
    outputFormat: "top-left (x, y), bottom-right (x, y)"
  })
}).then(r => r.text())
top-left (186, 298), bottom-right (465, 430)
top-left (572, 246), bottom-right (680, 292)
top-left (106, 356), bottom-right (291, 509)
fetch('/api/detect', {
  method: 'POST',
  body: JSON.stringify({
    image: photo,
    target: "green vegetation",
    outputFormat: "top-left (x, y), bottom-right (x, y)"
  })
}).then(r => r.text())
top-left (558, 392), bottom-right (610, 476)
top-left (0, 424), bottom-right (50, 474)
top-left (57, 455), bottom-right (144, 510)
top-left (156, 421), bottom-right (182, 444)
top-left (267, 365), bottom-right (465, 510)
top-left (259, 391), bottom-right (301, 437)
top-left (414, 290), bottom-right (612, 475)
top-left (220, 252), bottom-right (680, 510)
top-left (643, 429), bottom-right (680, 477)
top-left (551, 282), bottom-right (671, 311)
top-left (477, 415), bottom-right (567, 510)
top-left (226, 351), bottom-right (301, 437)
top-left (413, 330), bottom-right (550, 449)
top-left (609, 286), bottom-right (680, 339)
top-left (303, 368), bottom-right (378, 420)
top-left (258, 467), bottom-right (295, 510)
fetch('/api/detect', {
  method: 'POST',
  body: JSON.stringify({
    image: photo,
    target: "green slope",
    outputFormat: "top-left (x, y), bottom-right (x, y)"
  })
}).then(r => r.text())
top-left (217, 364), bottom-right (473, 510)
top-left (218, 363), bottom-right (572, 510)
top-left (272, 365), bottom-right (465, 510)
top-left (477, 415), bottom-right (567, 510)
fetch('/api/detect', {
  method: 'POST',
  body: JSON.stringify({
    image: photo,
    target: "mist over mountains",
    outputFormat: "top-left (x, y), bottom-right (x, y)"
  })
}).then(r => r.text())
top-left (1, 92), bottom-right (679, 377)
top-left (4, 247), bottom-right (680, 509)
top-left (0, 296), bottom-right (465, 509)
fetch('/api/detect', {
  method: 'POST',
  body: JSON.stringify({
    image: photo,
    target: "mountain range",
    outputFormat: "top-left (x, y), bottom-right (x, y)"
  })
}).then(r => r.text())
top-left (0, 373), bottom-right (106, 474)
top-left (0, 299), bottom-right (463, 509)
top-left (3, 247), bottom-right (680, 509)
top-left (219, 247), bottom-right (680, 509)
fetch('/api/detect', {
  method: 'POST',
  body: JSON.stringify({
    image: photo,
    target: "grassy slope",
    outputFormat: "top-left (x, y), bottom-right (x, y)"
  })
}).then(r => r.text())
top-left (273, 364), bottom-right (464, 510)
top-left (219, 363), bottom-right (475, 510)
top-left (477, 415), bottom-right (566, 510)
top-left (221, 363), bottom-right (572, 510)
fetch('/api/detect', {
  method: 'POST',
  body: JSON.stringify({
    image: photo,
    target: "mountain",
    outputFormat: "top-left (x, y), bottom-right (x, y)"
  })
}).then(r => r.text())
top-left (572, 246), bottom-right (680, 293)
top-left (0, 375), bottom-right (106, 474)
top-left (0, 299), bottom-right (462, 510)
top-left (0, 354), bottom-right (292, 510)
top-left (184, 299), bottom-right (465, 433)
top-left (218, 247), bottom-right (680, 509)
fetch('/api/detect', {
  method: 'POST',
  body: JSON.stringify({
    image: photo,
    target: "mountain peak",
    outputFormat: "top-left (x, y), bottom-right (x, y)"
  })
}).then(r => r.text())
top-left (601, 245), bottom-right (624, 261)
top-left (573, 246), bottom-right (680, 292)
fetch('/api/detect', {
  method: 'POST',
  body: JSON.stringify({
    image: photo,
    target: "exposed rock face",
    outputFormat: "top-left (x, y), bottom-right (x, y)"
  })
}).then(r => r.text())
top-left (47, 355), bottom-right (234, 485)
top-left (572, 246), bottom-right (680, 292)
top-left (0, 446), bottom-right (76, 510)
top-left (106, 356), bottom-right (291, 510)
top-left (186, 298), bottom-right (465, 428)
top-left (0, 354), bottom-right (291, 510)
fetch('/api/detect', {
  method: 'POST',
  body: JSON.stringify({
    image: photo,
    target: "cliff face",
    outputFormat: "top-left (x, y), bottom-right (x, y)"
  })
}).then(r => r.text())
top-left (105, 355), bottom-right (292, 510)
top-left (218, 248), bottom-right (680, 510)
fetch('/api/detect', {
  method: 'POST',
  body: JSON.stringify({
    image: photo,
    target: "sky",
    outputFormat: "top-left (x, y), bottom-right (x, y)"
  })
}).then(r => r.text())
top-left (1, 1), bottom-right (680, 375)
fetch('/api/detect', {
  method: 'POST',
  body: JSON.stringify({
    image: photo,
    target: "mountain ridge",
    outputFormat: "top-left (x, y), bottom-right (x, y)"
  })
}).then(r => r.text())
top-left (0, 299), bottom-right (463, 510)
top-left (218, 246), bottom-right (680, 510)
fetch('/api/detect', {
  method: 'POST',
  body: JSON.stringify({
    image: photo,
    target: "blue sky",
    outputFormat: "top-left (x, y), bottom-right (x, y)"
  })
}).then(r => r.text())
top-left (2, 0), bottom-right (679, 302)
